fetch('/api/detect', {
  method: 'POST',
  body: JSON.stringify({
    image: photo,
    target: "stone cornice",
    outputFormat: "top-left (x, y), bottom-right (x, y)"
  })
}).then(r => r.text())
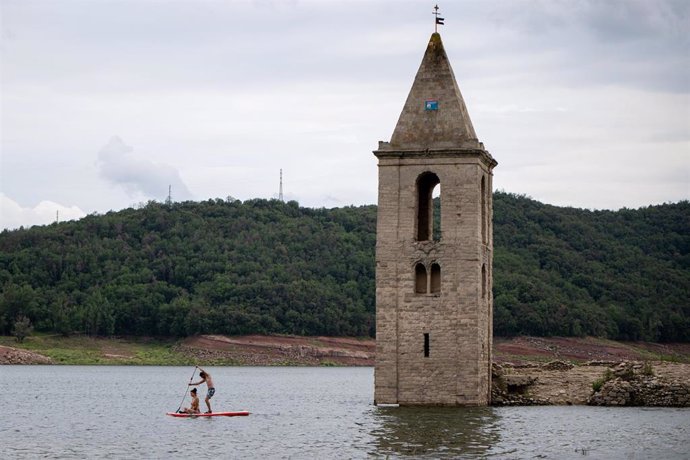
top-left (373, 146), bottom-right (498, 169)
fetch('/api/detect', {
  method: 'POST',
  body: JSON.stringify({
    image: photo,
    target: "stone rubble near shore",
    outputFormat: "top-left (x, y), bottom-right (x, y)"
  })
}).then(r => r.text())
top-left (492, 360), bottom-right (690, 407)
top-left (0, 345), bottom-right (53, 364)
top-left (588, 362), bottom-right (690, 407)
top-left (492, 363), bottom-right (552, 406)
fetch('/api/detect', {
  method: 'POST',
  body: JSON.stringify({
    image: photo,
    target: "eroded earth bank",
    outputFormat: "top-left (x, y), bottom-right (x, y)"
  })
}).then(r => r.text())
top-left (3, 335), bottom-right (688, 406)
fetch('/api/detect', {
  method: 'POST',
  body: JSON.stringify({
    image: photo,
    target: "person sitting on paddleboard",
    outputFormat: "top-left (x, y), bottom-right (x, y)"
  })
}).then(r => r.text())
top-left (180, 388), bottom-right (200, 414)
top-left (189, 366), bottom-right (215, 414)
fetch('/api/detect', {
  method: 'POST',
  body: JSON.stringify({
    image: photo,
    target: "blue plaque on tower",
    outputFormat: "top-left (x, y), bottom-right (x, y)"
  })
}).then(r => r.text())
top-left (425, 100), bottom-right (438, 111)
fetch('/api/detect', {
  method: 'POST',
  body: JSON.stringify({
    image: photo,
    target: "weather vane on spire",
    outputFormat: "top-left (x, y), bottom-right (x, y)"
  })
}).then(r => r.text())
top-left (433, 4), bottom-right (445, 33)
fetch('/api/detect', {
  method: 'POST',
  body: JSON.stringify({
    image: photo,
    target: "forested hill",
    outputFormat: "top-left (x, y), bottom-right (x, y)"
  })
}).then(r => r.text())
top-left (0, 193), bottom-right (688, 342)
top-left (492, 194), bottom-right (688, 341)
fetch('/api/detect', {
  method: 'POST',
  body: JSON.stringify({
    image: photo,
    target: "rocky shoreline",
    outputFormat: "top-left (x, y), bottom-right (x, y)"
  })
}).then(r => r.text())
top-left (492, 360), bottom-right (690, 407)
top-left (588, 361), bottom-right (689, 407)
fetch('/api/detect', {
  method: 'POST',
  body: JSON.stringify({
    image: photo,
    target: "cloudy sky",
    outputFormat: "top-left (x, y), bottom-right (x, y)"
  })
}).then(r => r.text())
top-left (1, 0), bottom-right (688, 230)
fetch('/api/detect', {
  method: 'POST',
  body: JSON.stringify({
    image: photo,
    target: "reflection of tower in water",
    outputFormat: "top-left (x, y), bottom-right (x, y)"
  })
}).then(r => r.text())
top-left (370, 406), bottom-right (500, 457)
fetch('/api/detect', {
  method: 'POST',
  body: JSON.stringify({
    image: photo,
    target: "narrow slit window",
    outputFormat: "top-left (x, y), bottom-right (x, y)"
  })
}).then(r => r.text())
top-left (424, 333), bottom-right (430, 357)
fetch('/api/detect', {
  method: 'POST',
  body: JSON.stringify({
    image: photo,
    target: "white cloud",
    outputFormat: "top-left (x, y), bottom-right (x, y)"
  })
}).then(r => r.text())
top-left (97, 136), bottom-right (194, 201)
top-left (0, 194), bottom-right (86, 230)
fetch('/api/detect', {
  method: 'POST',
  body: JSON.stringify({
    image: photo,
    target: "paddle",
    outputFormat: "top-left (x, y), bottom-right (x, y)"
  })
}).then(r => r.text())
top-left (175, 366), bottom-right (197, 413)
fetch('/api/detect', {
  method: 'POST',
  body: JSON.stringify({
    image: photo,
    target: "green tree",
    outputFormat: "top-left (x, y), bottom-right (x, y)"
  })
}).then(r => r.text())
top-left (12, 315), bottom-right (33, 343)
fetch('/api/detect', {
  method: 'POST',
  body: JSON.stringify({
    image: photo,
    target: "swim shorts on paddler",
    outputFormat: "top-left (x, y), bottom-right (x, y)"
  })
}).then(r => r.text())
top-left (207, 388), bottom-right (215, 399)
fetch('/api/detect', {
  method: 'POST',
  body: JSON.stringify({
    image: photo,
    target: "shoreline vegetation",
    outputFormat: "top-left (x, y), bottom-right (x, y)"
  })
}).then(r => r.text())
top-left (2, 334), bottom-right (688, 407)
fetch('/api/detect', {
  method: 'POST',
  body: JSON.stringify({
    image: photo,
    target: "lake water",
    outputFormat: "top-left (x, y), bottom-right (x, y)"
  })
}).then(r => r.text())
top-left (1, 366), bottom-right (688, 459)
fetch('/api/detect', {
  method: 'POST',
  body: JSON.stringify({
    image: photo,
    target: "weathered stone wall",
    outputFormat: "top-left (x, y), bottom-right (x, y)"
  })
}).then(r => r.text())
top-left (373, 31), bottom-right (497, 406)
top-left (374, 153), bottom-right (495, 405)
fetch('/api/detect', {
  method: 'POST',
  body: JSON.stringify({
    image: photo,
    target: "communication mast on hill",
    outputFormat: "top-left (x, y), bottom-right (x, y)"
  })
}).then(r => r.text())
top-left (279, 169), bottom-right (284, 202)
top-left (166, 185), bottom-right (172, 206)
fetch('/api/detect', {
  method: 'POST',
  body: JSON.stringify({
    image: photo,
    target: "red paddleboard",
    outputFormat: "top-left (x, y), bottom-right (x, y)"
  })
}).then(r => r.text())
top-left (167, 411), bottom-right (250, 418)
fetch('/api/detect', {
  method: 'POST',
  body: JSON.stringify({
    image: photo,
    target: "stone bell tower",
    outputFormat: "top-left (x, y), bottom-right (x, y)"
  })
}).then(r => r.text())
top-left (374, 32), bottom-right (497, 406)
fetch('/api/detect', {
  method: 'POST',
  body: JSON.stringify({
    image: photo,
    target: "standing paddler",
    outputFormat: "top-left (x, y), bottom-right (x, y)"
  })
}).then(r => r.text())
top-left (188, 366), bottom-right (215, 414)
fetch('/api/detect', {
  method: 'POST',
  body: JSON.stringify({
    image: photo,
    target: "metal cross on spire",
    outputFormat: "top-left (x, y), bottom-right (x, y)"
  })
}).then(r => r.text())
top-left (433, 4), bottom-right (445, 33)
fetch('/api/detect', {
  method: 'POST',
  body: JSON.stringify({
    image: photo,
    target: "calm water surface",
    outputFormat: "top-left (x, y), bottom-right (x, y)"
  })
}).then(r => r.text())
top-left (0, 366), bottom-right (688, 459)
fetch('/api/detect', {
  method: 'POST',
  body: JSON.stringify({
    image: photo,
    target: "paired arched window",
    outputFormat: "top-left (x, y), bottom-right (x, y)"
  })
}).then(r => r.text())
top-left (415, 264), bottom-right (427, 294)
top-left (416, 172), bottom-right (441, 241)
top-left (414, 262), bottom-right (441, 294)
top-left (430, 263), bottom-right (441, 293)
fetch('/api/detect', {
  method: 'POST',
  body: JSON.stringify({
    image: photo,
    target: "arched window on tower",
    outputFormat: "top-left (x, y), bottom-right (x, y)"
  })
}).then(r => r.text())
top-left (481, 175), bottom-right (487, 245)
top-left (416, 172), bottom-right (441, 241)
top-left (415, 263), bottom-right (428, 294)
top-left (481, 263), bottom-right (487, 299)
top-left (430, 263), bottom-right (441, 294)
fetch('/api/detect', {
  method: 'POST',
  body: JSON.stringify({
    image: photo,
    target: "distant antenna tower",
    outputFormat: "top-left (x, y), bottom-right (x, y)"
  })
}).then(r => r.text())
top-left (56, 210), bottom-right (59, 225)
top-left (279, 169), bottom-right (284, 202)
top-left (166, 185), bottom-right (172, 206)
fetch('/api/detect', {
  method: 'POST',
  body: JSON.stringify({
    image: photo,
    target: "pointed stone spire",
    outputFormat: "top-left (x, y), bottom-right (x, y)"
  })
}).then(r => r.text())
top-left (385, 33), bottom-right (480, 151)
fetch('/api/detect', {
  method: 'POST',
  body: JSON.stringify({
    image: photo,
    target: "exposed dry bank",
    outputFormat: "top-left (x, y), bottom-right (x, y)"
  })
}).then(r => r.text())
top-left (2, 334), bottom-right (688, 407)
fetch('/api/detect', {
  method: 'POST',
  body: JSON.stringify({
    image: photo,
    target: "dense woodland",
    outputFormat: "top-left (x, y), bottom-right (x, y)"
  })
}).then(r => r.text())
top-left (0, 193), bottom-right (688, 342)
